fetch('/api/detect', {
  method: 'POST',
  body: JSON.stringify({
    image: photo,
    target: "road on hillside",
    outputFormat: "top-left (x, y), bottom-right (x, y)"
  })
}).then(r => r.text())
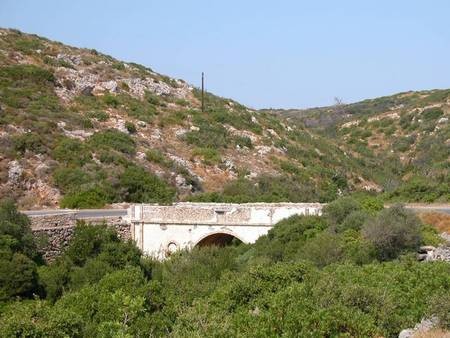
top-left (22, 204), bottom-right (450, 218)
top-left (403, 205), bottom-right (450, 215)
top-left (22, 209), bottom-right (128, 218)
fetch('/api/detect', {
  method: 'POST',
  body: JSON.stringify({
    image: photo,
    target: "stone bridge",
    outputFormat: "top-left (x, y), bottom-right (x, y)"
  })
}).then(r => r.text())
top-left (127, 202), bottom-right (323, 258)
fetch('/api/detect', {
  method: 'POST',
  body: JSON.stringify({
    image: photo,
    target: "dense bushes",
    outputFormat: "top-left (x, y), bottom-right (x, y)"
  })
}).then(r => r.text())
top-left (56, 165), bottom-right (176, 208)
top-left (12, 132), bottom-right (47, 155)
top-left (188, 175), bottom-right (321, 203)
top-left (52, 137), bottom-right (91, 166)
top-left (60, 186), bottom-right (113, 209)
top-left (362, 205), bottom-right (421, 260)
top-left (88, 129), bottom-right (135, 155)
top-left (387, 176), bottom-right (450, 203)
top-left (0, 198), bottom-right (448, 336)
top-left (118, 166), bottom-right (175, 204)
top-left (0, 200), bottom-right (41, 301)
top-left (184, 122), bottom-right (229, 149)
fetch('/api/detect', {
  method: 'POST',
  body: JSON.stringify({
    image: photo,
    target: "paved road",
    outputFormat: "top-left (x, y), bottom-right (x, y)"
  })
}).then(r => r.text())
top-left (21, 204), bottom-right (450, 218)
top-left (22, 209), bottom-right (128, 218)
top-left (403, 205), bottom-right (450, 215)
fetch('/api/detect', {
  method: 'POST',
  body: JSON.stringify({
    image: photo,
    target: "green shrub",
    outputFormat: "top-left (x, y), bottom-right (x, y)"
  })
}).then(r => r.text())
top-left (52, 138), bottom-right (91, 166)
top-left (118, 166), bottom-right (175, 204)
top-left (428, 293), bottom-right (450, 329)
top-left (279, 161), bottom-right (302, 176)
top-left (65, 222), bottom-right (125, 266)
top-left (14, 37), bottom-right (45, 54)
top-left (192, 147), bottom-right (221, 165)
top-left (387, 177), bottom-right (448, 202)
top-left (60, 186), bottom-right (112, 209)
top-left (112, 62), bottom-right (125, 70)
top-left (300, 231), bottom-right (343, 267)
top-left (175, 98), bottom-right (189, 107)
top-left (88, 129), bottom-right (135, 155)
top-left (38, 260), bottom-right (72, 302)
top-left (159, 110), bottom-right (188, 126)
top-left (43, 56), bottom-right (74, 69)
top-left (234, 135), bottom-right (253, 148)
top-left (421, 107), bottom-right (443, 121)
top-left (185, 123), bottom-right (229, 148)
top-left (102, 94), bottom-right (120, 108)
top-left (355, 195), bottom-right (384, 214)
top-left (86, 110), bottom-right (109, 121)
top-left (393, 135), bottom-right (415, 152)
top-left (251, 215), bottom-right (328, 262)
top-left (80, 118), bottom-right (94, 129)
top-left (96, 149), bottom-right (129, 165)
top-left (420, 224), bottom-right (443, 246)
top-left (362, 205), bottom-right (421, 260)
top-left (125, 121), bottom-right (137, 134)
top-left (0, 200), bottom-right (40, 301)
top-left (12, 132), bottom-right (47, 155)
top-left (53, 167), bottom-right (91, 193)
top-left (146, 149), bottom-right (172, 167)
top-left (145, 92), bottom-right (161, 106)
top-left (323, 197), bottom-right (362, 227)
top-left (337, 210), bottom-right (369, 232)
top-left (0, 64), bottom-right (54, 85)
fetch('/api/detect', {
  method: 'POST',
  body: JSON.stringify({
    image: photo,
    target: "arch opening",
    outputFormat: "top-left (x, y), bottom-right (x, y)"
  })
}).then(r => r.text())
top-left (195, 232), bottom-right (243, 248)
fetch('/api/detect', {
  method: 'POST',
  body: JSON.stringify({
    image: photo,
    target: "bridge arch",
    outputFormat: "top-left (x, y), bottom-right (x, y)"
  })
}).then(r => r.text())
top-left (193, 230), bottom-right (247, 248)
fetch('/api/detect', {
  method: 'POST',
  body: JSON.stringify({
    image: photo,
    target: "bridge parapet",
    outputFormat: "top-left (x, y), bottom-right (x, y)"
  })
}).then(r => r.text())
top-left (128, 202), bottom-right (323, 226)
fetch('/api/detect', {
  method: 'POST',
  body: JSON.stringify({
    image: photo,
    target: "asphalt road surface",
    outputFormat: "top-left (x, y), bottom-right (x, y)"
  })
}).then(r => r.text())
top-left (403, 205), bottom-right (450, 215)
top-left (22, 209), bottom-right (128, 218)
top-left (21, 204), bottom-right (450, 218)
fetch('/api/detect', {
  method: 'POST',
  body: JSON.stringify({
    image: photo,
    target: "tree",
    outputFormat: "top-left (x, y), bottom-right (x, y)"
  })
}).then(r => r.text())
top-left (0, 199), bottom-right (40, 300)
top-left (323, 197), bottom-right (362, 228)
top-left (362, 205), bottom-right (421, 260)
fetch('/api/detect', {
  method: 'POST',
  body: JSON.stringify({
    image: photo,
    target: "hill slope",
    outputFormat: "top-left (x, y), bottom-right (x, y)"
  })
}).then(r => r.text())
top-left (0, 28), bottom-right (382, 208)
top-left (268, 91), bottom-right (450, 202)
top-left (0, 29), bottom-right (447, 207)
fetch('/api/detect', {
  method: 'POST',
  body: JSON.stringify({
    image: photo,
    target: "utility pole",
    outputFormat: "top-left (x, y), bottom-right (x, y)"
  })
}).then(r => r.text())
top-left (201, 72), bottom-right (205, 112)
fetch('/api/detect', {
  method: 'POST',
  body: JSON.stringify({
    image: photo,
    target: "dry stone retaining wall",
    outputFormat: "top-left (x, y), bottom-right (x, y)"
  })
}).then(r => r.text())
top-left (29, 213), bottom-right (131, 262)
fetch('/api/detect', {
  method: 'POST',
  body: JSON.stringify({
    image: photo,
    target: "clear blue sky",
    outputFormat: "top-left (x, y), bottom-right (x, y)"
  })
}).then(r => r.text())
top-left (1, 1), bottom-right (449, 109)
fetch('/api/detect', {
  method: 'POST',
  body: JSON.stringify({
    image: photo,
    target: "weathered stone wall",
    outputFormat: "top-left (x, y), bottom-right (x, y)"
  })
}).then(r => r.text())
top-left (30, 213), bottom-right (131, 262)
top-left (29, 212), bottom-right (77, 229)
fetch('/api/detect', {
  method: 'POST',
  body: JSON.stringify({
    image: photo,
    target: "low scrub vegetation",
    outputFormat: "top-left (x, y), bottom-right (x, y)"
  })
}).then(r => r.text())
top-left (0, 198), bottom-right (448, 337)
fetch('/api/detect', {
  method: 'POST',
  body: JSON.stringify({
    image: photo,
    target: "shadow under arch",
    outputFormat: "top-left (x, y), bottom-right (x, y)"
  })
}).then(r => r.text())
top-left (194, 230), bottom-right (246, 248)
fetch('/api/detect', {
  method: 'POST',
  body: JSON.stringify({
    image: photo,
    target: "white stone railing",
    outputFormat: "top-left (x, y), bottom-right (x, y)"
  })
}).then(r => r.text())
top-left (128, 202), bottom-right (324, 227)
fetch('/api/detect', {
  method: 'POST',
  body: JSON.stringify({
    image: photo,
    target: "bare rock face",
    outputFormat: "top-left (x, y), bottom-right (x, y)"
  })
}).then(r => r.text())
top-left (8, 160), bottom-right (23, 185)
top-left (417, 243), bottom-right (450, 262)
top-left (57, 53), bottom-right (82, 66)
top-left (93, 80), bottom-right (118, 95)
top-left (114, 119), bottom-right (129, 134)
top-left (54, 65), bottom-right (191, 103)
top-left (57, 121), bottom-right (93, 140)
top-left (398, 318), bottom-right (439, 338)
top-left (122, 77), bottom-right (171, 98)
top-left (55, 68), bottom-right (100, 101)
top-left (29, 180), bottom-right (61, 207)
top-left (174, 174), bottom-right (193, 193)
top-left (255, 145), bottom-right (272, 156)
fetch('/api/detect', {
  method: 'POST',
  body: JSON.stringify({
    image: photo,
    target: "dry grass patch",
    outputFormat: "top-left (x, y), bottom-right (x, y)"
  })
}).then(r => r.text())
top-left (413, 328), bottom-right (450, 338)
top-left (419, 212), bottom-right (450, 234)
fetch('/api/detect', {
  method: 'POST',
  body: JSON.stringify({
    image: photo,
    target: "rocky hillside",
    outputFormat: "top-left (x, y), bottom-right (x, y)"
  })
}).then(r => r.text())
top-left (1, 28), bottom-right (384, 208)
top-left (0, 29), bottom-right (447, 208)
top-left (268, 90), bottom-right (450, 202)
